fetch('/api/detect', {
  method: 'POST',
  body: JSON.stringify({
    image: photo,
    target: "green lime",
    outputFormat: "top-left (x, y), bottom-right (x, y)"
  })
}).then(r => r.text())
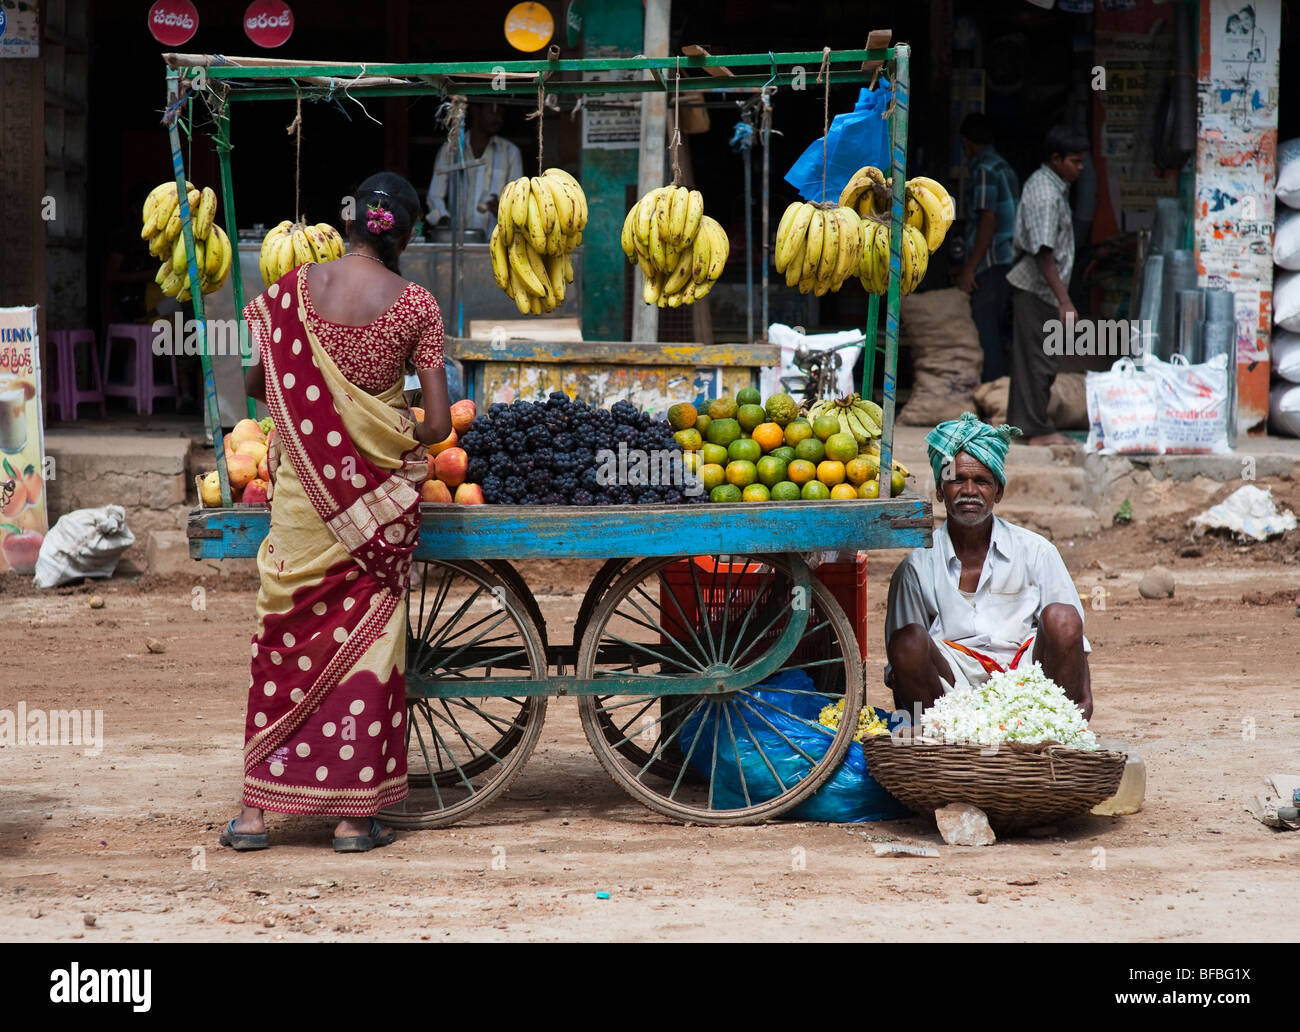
top-left (710, 483), bottom-right (742, 504)
top-left (771, 445), bottom-right (796, 463)
top-left (708, 397), bottom-right (738, 420)
top-left (755, 455), bottom-right (788, 487)
top-left (700, 442), bottom-right (729, 466)
top-left (891, 468), bottom-right (906, 495)
top-left (801, 480), bottom-right (831, 501)
top-left (704, 417), bottom-right (741, 447)
top-left (741, 483), bottom-right (770, 503)
top-left (824, 431), bottom-right (858, 463)
top-left (736, 403), bottom-right (767, 432)
top-left (764, 392), bottom-right (799, 426)
top-left (736, 387), bottom-right (762, 407)
top-left (673, 428), bottom-right (702, 451)
top-left (700, 463), bottom-right (726, 491)
top-left (784, 418), bottom-right (813, 447)
top-left (725, 460), bottom-right (757, 488)
top-left (770, 480), bottom-right (802, 502)
top-left (727, 437), bottom-right (761, 463)
top-left (793, 437), bottom-right (825, 464)
top-left (812, 413), bottom-right (841, 441)
top-left (695, 413), bottom-right (712, 436)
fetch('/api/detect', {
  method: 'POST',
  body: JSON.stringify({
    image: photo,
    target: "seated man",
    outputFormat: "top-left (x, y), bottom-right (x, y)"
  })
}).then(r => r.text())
top-left (885, 412), bottom-right (1093, 719)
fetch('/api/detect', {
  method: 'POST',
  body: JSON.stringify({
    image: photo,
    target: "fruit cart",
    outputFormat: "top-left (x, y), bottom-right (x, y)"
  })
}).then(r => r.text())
top-left (175, 44), bottom-right (934, 826)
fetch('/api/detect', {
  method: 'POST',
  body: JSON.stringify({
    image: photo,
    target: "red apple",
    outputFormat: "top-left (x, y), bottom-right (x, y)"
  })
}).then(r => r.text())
top-left (1, 527), bottom-right (42, 574)
top-left (454, 482), bottom-right (484, 505)
top-left (427, 427), bottom-right (458, 458)
top-left (242, 478), bottom-right (270, 506)
top-left (434, 447), bottom-right (467, 488)
top-left (227, 453), bottom-right (258, 491)
top-left (421, 479), bottom-right (453, 504)
top-left (450, 399), bottom-right (477, 434)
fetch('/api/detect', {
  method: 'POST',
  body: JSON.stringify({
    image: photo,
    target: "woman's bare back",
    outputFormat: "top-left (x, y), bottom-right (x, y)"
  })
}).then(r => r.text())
top-left (304, 257), bottom-right (409, 326)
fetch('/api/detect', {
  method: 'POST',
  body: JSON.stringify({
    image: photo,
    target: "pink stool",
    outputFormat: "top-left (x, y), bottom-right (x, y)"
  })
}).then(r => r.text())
top-left (47, 329), bottom-right (107, 421)
top-left (103, 323), bottom-right (180, 416)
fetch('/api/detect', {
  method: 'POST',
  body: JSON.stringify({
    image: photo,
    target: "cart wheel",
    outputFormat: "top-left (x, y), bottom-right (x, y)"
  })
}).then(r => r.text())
top-left (381, 560), bottom-right (547, 829)
top-left (483, 559), bottom-right (547, 649)
top-left (574, 558), bottom-right (636, 642)
top-left (576, 553), bottom-right (863, 825)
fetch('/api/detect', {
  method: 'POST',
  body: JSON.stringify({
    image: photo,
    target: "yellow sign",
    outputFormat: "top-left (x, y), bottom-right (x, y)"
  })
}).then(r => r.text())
top-left (505, 2), bottom-right (553, 52)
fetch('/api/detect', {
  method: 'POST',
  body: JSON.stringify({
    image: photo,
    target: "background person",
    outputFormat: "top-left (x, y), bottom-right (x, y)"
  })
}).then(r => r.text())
top-left (426, 103), bottom-right (523, 236)
top-left (1005, 124), bottom-right (1089, 446)
top-left (228, 171), bottom-right (451, 854)
top-left (953, 113), bottom-right (1020, 383)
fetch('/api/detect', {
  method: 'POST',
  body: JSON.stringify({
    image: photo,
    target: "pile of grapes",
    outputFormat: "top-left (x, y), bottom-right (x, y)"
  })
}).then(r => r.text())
top-left (458, 393), bottom-right (702, 506)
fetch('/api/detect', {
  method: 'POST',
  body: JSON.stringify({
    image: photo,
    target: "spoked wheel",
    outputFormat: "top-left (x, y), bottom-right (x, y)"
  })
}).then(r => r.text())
top-left (576, 553), bottom-right (863, 825)
top-left (380, 560), bottom-right (548, 829)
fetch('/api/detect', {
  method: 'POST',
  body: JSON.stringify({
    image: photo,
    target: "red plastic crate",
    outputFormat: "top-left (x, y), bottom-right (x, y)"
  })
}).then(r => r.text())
top-left (659, 555), bottom-right (868, 664)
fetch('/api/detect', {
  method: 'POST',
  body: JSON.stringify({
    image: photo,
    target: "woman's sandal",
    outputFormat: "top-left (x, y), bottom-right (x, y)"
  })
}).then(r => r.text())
top-left (219, 817), bottom-right (270, 851)
top-left (333, 818), bottom-right (398, 853)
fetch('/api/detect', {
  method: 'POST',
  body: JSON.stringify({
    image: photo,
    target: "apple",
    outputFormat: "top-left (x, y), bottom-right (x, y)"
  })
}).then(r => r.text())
top-left (421, 479), bottom-right (453, 504)
top-left (236, 439), bottom-right (268, 466)
top-left (0, 527), bottom-right (42, 574)
top-left (228, 417), bottom-right (265, 451)
top-left (434, 447), bottom-right (467, 488)
top-left (257, 455), bottom-right (270, 482)
top-left (454, 482), bottom-right (484, 505)
top-left (427, 427), bottom-right (458, 459)
top-left (241, 478), bottom-right (270, 506)
top-left (226, 453), bottom-right (258, 490)
top-left (450, 399), bottom-right (477, 434)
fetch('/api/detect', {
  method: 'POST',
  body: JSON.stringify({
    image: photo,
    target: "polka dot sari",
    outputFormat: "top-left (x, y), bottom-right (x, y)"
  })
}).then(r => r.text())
top-left (238, 266), bottom-right (429, 816)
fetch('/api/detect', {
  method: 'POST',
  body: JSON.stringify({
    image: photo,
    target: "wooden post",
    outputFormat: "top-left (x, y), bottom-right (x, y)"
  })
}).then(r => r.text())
top-left (632, 0), bottom-right (670, 344)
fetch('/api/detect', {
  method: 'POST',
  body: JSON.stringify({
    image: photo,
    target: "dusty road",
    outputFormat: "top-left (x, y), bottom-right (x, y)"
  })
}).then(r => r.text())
top-left (2, 510), bottom-right (1299, 942)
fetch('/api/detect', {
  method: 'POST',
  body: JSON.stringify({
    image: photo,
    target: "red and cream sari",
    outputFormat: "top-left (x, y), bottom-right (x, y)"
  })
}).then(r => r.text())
top-left (240, 267), bottom-right (426, 816)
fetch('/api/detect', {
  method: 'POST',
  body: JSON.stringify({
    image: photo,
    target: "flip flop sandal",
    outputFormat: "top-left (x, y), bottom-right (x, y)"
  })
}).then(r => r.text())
top-left (333, 818), bottom-right (398, 853)
top-left (219, 818), bottom-right (270, 851)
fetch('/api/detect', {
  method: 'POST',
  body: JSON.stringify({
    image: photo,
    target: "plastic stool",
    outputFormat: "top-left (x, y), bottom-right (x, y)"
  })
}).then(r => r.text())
top-left (103, 323), bottom-right (180, 416)
top-left (47, 329), bottom-right (107, 421)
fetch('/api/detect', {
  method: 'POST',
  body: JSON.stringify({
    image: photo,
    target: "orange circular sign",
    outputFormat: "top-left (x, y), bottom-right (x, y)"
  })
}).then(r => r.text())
top-left (504, 2), bottom-right (553, 52)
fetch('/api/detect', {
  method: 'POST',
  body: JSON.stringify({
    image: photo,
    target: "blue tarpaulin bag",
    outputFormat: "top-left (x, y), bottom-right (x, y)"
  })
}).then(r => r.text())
top-left (678, 669), bottom-right (909, 823)
top-left (784, 82), bottom-right (893, 203)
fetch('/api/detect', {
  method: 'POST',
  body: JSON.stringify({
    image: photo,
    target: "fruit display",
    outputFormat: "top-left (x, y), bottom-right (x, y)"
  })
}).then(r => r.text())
top-left (772, 201), bottom-right (863, 296)
top-left (198, 417), bottom-right (275, 507)
top-left (418, 400), bottom-right (484, 505)
top-left (489, 168), bottom-right (588, 314)
top-left (669, 389), bottom-right (909, 503)
top-left (620, 186), bottom-right (729, 307)
top-left (459, 393), bottom-right (698, 506)
top-left (260, 219), bottom-right (346, 286)
top-left (141, 179), bottom-right (233, 301)
top-left (818, 698), bottom-right (890, 742)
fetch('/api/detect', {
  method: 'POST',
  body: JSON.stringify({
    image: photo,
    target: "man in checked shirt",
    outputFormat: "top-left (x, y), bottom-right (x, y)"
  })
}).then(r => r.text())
top-left (1006, 124), bottom-right (1089, 446)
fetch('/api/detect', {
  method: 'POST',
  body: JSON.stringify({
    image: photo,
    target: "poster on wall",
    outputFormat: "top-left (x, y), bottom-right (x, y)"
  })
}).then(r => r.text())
top-left (0, 307), bottom-right (49, 575)
top-left (581, 70), bottom-right (641, 150)
top-left (0, 0), bottom-right (41, 58)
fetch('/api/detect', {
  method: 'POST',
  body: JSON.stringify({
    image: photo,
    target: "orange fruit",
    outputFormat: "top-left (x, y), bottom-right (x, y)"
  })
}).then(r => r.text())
top-left (786, 458), bottom-right (817, 485)
top-left (784, 419), bottom-right (813, 447)
top-left (751, 422), bottom-right (785, 453)
top-left (830, 483), bottom-right (858, 500)
top-left (700, 463), bottom-right (726, 491)
top-left (725, 460), bottom-right (757, 487)
top-left (858, 478), bottom-right (880, 499)
top-left (673, 428), bottom-right (702, 451)
top-left (817, 460), bottom-right (846, 486)
top-left (667, 402), bottom-right (698, 430)
top-left (812, 413), bottom-right (841, 441)
top-left (741, 483), bottom-right (770, 503)
top-left (845, 456), bottom-right (877, 485)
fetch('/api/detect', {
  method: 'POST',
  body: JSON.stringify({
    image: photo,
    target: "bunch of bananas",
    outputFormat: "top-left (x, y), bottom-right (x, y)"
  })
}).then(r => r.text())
top-left (858, 218), bottom-right (930, 296)
top-left (904, 175), bottom-right (956, 253)
top-left (772, 201), bottom-right (864, 296)
top-left (490, 168), bottom-right (588, 315)
top-left (142, 180), bottom-right (232, 301)
top-left (838, 165), bottom-right (892, 218)
top-left (818, 699), bottom-right (890, 743)
top-left (619, 185), bottom-right (728, 307)
top-left (808, 392), bottom-right (884, 444)
top-left (259, 220), bottom-right (345, 286)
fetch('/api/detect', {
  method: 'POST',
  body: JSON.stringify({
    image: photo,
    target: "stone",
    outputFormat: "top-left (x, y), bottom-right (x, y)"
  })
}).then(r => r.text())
top-left (145, 637), bottom-right (166, 654)
top-left (872, 842), bottom-right (941, 858)
top-left (1007, 876), bottom-right (1038, 886)
top-left (934, 803), bottom-right (996, 846)
top-left (82, 913), bottom-right (97, 927)
top-left (88, 596), bottom-right (105, 609)
top-left (1138, 565), bottom-right (1175, 599)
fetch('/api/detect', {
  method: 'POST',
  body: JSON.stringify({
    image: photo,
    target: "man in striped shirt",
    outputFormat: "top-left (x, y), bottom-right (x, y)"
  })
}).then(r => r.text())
top-left (1006, 124), bottom-right (1089, 446)
top-left (954, 113), bottom-right (1020, 382)
top-left (426, 103), bottom-right (524, 237)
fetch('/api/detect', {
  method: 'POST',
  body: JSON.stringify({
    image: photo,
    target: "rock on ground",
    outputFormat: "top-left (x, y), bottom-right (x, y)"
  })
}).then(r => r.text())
top-left (1138, 565), bottom-right (1176, 599)
top-left (935, 803), bottom-right (996, 846)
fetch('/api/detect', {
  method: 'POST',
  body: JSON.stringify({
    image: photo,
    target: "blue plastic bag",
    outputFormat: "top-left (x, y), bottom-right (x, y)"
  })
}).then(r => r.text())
top-left (679, 669), bottom-right (909, 823)
top-left (784, 82), bottom-right (893, 203)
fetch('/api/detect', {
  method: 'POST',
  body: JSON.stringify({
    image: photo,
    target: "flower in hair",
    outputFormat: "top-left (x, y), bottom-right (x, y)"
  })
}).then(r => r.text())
top-left (366, 204), bottom-right (395, 234)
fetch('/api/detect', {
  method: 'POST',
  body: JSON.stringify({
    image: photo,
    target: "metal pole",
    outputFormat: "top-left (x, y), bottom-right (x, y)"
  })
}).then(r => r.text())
top-left (215, 110), bottom-right (257, 420)
top-left (743, 133), bottom-right (754, 346)
top-left (862, 293), bottom-right (879, 399)
top-left (450, 122), bottom-right (463, 337)
top-left (167, 70), bottom-right (231, 506)
top-left (879, 45), bottom-right (908, 500)
top-left (633, 0), bottom-right (670, 344)
top-left (760, 90), bottom-right (771, 341)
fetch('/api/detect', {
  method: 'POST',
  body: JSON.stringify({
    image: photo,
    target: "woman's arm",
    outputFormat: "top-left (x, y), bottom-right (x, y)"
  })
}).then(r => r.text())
top-left (244, 355), bottom-right (266, 403)
top-left (414, 365), bottom-right (453, 445)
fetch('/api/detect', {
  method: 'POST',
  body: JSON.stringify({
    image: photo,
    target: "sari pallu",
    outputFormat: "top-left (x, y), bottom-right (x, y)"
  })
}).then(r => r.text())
top-left (240, 266), bottom-right (427, 816)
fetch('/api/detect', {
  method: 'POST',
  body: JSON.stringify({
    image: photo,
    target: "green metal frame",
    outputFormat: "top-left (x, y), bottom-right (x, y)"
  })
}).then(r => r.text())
top-left (163, 44), bottom-right (911, 502)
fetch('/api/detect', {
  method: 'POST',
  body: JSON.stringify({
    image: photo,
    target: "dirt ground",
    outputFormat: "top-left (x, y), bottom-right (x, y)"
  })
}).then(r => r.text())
top-left (2, 499), bottom-right (1299, 943)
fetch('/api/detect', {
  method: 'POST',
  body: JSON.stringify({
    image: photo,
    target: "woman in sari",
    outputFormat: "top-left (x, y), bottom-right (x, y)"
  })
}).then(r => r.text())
top-left (222, 172), bottom-right (451, 852)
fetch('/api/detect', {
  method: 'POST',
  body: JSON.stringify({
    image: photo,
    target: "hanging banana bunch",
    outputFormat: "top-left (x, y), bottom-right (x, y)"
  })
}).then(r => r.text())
top-left (488, 168), bottom-right (588, 315)
top-left (858, 218), bottom-right (930, 296)
top-left (904, 175), bottom-right (956, 253)
top-left (772, 201), bottom-right (864, 296)
top-left (259, 220), bottom-right (346, 286)
top-left (839, 165), bottom-right (892, 218)
top-left (142, 180), bottom-right (232, 299)
top-left (619, 185), bottom-right (728, 308)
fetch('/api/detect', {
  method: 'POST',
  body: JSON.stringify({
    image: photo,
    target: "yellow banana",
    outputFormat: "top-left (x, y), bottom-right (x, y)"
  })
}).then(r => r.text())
top-left (259, 251), bottom-right (274, 287)
top-left (529, 295), bottom-right (543, 316)
top-left (276, 233), bottom-right (297, 278)
top-left (509, 176), bottom-right (530, 228)
top-left (489, 224), bottom-right (510, 290)
top-left (563, 254), bottom-right (573, 283)
top-left (304, 225), bottom-right (332, 263)
top-left (634, 189), bottom-right (658, 248)
top-left (155, 262), bottom-right (170, 286)
top-left (524, 242), bottom-right (554, 306)
top-left (525, 190), bottom-right (548, 252)
top-left (642, 269), bottom-right (662, 305)
top-left (207, 227), bottom-right (231, 286)
top-left (691, 221), bottom-right (712, 284)
top-left (705, 218), bottom-right (729, 282)
top-left (160, 270), bottom-right (185, 297)
top-left (547, 252), bottom-right (567, 304)
top-left (653, 188), bottom-right (674, 247)
top-left (620, 206), bottom-right (637, 260)
top-left (662, 251), bottom-right (693, 296)
top-left (194, 187), bottom-right (217, 240)
top-left (695, 280), bottom-right (714, 300)
top-left (801, 209), bottom-right (825, 284)
top-left (315, 223), bottom-right (345, 259)
top-left (543, 167), bottom-right (588, 229)
top-left (816, 206), bottom-right (840, 286)
top-left (530, 177), bottom-right (556, 236)
top-left (780, 203), bottom-right (815, 272)
top-left (774, 201), bottom-right (801, 273)
top-left (785, 236), bottom-right (806, 287)
top-left (142, 183), bottom-right (178, 238)
top-left (508, 268), bottom-right (531, 315)
top-left (908, 175), bottom-right (955, 226)
top-left (564, 231), bottom-right (582, 251)
top-left (508, 235), bottom-right (547, 297)
top-left (683, 190), bottom-right (704, 245)
top-left (292, 227), bottom-right (314, 266)
top-left (163, 189), bottom-right (201, 243)
top-left (546, 210), bottom-right (564, 255)
top-left (541, 175), bottom-right (574, 237)
top-left (648, 214), bottom-right (667, 270)
top-left (668, 186), bottom-right (689, 245)
top-left (909, 183), bottom-right (949, 252)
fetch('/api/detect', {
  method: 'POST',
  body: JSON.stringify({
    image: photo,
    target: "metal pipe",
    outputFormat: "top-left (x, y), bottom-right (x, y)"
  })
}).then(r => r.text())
top-left (215, 111), bottom-right (257, 419)
top-left (879, 45), bottom-right (909, 501)
top-left (744, 132), bottom-right (754, 345)
top-left (760, 90), bottom-right (771, 341)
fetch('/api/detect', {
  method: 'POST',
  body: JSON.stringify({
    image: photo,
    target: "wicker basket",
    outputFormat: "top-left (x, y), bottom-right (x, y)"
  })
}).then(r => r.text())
top-left (861, 734), bottom-right (1127, 832)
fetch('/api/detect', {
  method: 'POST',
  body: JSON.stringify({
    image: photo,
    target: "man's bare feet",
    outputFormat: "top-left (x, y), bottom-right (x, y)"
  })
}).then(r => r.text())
top-left (1026, 433), bottom-right (1070, 446)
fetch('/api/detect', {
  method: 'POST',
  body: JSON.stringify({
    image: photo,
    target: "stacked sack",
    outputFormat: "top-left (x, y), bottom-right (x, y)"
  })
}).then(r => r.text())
top-left (1272, 138), bottom-right (1300, 436)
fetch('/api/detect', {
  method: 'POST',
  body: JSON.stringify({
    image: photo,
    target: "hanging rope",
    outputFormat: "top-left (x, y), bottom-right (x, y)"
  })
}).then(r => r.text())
top-left (285, 90), bottom-right (303, 224)
top-left (525, 77), bottom-right (546, 173)
top-left (816, 47), bottom-right (832, 204)
top-left (669, 57), bottom-right (683, 186)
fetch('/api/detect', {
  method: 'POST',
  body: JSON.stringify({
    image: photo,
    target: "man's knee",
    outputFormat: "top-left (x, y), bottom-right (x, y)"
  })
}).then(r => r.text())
top-left (1039, 603), bottom-right (1083, 648)
top-left (887, 623), bottom-right (932, 665)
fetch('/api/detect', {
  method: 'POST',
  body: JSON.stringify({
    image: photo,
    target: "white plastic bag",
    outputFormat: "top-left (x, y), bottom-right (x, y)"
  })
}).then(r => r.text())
top-left (1271, 330), bottom-right (1300, 383)
top-left (34, 505), bottom-right (136, 588)
top-left (1275, 208), bottom-right (1300, 270)
top-left (1275, 270), bottom-right (1300, 333)
top-left (1085, 358), bottom-right (1161, 455)
top-left (1269, 381), bottom-right (1300, 437)
top-left (1146, 353), bottom-right (1231, 454)
top-left (1277, 137), bottom-right (1300, 209)
top-left (761, 323), bottom-right (864, 402)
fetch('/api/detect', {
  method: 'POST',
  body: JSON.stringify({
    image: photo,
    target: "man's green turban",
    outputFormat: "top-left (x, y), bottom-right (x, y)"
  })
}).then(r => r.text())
top-left (926, 411), bottom-right (1022, 487)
